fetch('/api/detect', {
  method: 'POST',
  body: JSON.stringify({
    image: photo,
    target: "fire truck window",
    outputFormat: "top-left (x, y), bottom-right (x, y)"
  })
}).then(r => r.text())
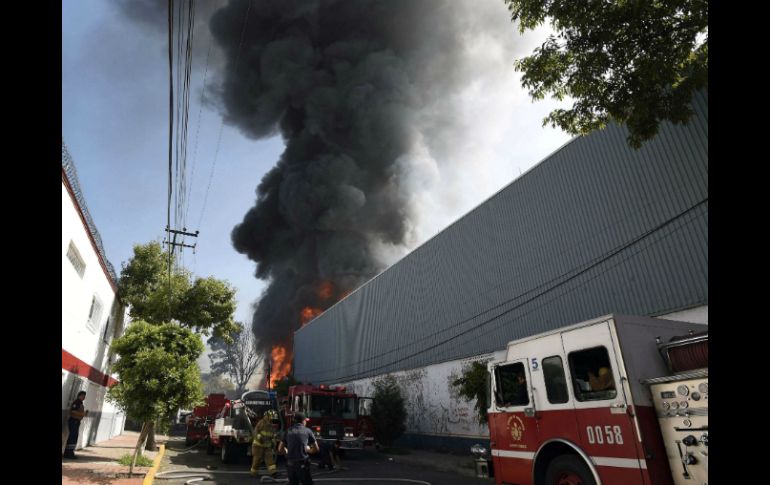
top-left (309, 395), bottom-right (334, 418)
top-left (543, 356), bottom-right (569, 404)
top-left (494, 362), bottom-right (529, 407)
top-left (567, 346), bottom-right (617, 402)
top-left (334, 397), bottom-right (357, 419)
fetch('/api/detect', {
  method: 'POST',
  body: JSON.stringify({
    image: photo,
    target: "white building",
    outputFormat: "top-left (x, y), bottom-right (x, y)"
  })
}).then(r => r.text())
top-left (61, 142), bottom-right (129, 452)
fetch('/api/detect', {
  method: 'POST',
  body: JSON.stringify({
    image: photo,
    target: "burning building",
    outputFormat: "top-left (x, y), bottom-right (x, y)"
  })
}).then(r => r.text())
top-left (208, 0), bottom-right (542, 375)
top-left (292, 91), bottom-right (708, 450)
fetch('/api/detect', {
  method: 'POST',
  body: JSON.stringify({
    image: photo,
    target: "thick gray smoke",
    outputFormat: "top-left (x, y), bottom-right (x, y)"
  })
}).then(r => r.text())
top-left (207, 0), bottom-right (529, 360)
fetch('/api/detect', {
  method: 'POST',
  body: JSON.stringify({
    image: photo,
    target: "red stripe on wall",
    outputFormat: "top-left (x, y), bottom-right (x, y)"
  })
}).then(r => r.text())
top-left (62, 349), bottom-right (118, 388)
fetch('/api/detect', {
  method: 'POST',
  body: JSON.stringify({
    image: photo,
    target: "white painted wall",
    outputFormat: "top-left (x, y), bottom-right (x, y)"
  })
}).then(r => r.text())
top-left (338, 350), bottom-right (505, 440)
top-left (62, 180), bottom-right (128, 450)
top-left (62, 184), bottom-right (121, 367)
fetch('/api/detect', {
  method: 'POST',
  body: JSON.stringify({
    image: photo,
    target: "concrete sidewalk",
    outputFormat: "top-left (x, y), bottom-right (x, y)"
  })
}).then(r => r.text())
top-left (62, 431), bottom-right (167, 485)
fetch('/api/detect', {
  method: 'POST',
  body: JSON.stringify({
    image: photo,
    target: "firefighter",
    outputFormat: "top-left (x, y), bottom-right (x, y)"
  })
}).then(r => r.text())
top-left (278, 412), bottom-right (319, 485)
top-left (588, 366), bottom-right (615, 391)
top-left (63, 391), bottom-right (88, 459)
top-left (280, 399), bottom-right (291, 425)
top-left (512, 372), bottom-right (528, 405)
top-left (250, 409), bottom-right (278, 476)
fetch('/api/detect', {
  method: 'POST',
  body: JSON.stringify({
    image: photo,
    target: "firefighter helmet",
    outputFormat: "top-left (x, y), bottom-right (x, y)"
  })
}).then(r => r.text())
top-left (264, 409), bottom-right (278, 421)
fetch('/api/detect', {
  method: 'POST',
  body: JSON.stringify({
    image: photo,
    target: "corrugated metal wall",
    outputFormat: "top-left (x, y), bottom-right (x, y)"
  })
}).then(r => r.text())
top-left (295, 90), bottom-right (708, 384)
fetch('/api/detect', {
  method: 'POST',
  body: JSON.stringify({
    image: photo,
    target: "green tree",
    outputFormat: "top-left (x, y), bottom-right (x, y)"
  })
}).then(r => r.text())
top-left (505, 0), bottom-right (708, 148)
top-left (370, 375), bottom-right (406, 447)
top-left (107, 321), bottom-right (204, 474)
top-left (208, 322), bottom-right (264, 396)
top-left (451, 361), bottom-right (490, 425)
top-left (200, 372), bottom-right (236, 397)
top-left (119, 242), bottom-right (238, 341)
top-left (115, 241), bottom-right (238, 453)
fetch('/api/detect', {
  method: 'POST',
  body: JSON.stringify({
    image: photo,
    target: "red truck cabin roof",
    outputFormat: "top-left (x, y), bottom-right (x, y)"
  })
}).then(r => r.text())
top-left (289, 384), bottom-right (354, 397)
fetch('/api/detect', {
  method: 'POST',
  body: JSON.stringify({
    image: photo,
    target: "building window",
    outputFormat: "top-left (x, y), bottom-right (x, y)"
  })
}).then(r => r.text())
top-left (102, 318), bottom-right (111, 343)
top-left (87, 296), bottom-right (103, 333)
top-left (66, 241), bottom-right (86, 278)
top-left (542, 356), bottom-right (569, 404)
top-left (568, 346), bottom-right (617, 402)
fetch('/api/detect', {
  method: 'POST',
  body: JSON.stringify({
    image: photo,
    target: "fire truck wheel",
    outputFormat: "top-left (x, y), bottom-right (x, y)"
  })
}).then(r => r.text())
top-left (544, 455), bottom-right (596, 485)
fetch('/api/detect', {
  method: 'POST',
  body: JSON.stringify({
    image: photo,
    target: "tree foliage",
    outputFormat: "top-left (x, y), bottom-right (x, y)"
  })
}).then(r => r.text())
top-left (107, 320), bottom-right (205, 423)
top-left (505, 0), bottom-right (708, 148)
top-left (451, 361), bottom-right (490, 425)
top-left (118, 242), bottom-right (238, 342)
top-left (200, 372), bottom-right (236, 397)
top-left (370, 375), bottom-right (407, 447)
top-left (208, 322), bottom-right (264, 396)
top-left (107, 320), bottom-right (205, 471)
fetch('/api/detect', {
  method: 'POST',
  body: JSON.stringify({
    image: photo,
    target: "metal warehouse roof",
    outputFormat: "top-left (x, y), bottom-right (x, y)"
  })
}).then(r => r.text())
top-left (295, 90), bottom-right (708, 384)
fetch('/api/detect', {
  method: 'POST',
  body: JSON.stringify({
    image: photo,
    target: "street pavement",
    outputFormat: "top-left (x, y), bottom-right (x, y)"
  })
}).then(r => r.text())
top-left (155, 435), bottom-right (494, 485)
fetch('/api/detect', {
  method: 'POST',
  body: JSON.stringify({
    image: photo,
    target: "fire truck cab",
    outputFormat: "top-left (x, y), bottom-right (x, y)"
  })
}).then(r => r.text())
top-left (185, 393), bottom-right (226, 446)
top-left (287, 384), bottom-right (375, 450)
top-left (486, 313), bottom-right (707, 485)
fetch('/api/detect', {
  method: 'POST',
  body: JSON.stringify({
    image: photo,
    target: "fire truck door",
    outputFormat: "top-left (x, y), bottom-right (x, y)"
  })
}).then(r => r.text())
top-left (489, 358), bottom-right (539, 485)
top-left (526, 333), bottom-right (581, 445)
top-left (561, 322), bottom-right (646, 484)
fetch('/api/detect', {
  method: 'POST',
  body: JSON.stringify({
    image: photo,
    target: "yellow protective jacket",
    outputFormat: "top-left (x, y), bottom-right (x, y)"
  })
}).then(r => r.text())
top-left (253, 416), bottom-right (275, 447)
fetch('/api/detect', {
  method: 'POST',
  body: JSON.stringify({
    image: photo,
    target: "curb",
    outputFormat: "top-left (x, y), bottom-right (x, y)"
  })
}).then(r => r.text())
top-left (143, 443), bottom-right (166, 485)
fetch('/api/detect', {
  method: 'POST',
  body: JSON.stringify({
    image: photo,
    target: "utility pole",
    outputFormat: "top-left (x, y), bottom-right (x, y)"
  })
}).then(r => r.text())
top-left (162, 227), bottom-right (200, 321)
top-left (163, 227), bottom-right (200, 256)
top-left (266, 359), bottom-right (272, 391)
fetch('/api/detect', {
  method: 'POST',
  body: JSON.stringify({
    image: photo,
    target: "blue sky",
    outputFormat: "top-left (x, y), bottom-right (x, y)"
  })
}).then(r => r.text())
top-left (63, 1), bottom-right (274, 325)
top-left (62, 0), bottom-right (571, 375)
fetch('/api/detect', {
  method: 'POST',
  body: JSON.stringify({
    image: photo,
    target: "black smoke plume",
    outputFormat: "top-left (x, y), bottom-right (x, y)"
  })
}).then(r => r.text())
top-left (208, 0), bottom-right (515, 360)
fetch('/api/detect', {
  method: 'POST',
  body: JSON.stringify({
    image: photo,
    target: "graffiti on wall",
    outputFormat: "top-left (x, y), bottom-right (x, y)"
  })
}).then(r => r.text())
top-left (339, 352), bottom-right (501, 438)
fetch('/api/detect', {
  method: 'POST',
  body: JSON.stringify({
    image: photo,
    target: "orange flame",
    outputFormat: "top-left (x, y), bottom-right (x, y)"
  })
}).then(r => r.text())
top-left (318, 281), bottom-right (334, 300)
top-left (270, 345), bottom-right (293, 387)
top-left (301, 306), bottom-right (323, 326)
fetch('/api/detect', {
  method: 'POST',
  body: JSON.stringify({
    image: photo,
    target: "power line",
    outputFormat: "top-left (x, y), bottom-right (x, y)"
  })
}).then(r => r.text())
top-left (184, 33), bottom-right (214, 226)
top-left (167, 0), bottom-right (175, 320)
top-left (197, 0), bottom-right (253, 230)
top-left (165, 0), bottom-right (199, 320)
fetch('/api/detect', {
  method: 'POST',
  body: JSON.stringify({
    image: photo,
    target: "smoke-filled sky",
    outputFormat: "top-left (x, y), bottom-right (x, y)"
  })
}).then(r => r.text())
top-left (62, 0), bottom-right (570, 378)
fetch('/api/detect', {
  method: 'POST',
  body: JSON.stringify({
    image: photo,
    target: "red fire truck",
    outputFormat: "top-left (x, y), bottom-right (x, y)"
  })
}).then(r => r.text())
top-left (286, 384), bottom-right (375, 450)
top-left (185, 393), bottom-right (226, 446)
top-left (485, 313), bottom-right (707, 485)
